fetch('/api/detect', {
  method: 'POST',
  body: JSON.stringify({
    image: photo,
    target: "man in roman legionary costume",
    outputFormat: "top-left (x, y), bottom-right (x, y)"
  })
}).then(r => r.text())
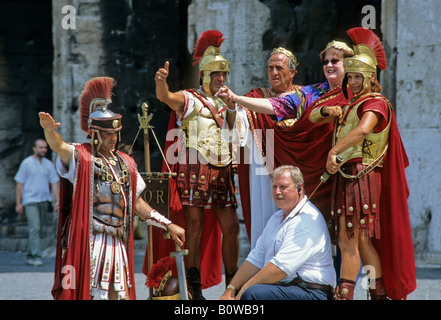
top-left (146, 30), bottom-right (239, 300)
top-left (38, 77), bottom-right (185, 300)
top-left (309, 27), bottom-right (416, 300)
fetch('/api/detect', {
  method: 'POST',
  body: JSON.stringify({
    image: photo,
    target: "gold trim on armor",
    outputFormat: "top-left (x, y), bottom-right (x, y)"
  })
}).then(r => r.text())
top-left (152, 292), bottom-right (181, 300)
top-left (334, 93), bottom-right (392, 179)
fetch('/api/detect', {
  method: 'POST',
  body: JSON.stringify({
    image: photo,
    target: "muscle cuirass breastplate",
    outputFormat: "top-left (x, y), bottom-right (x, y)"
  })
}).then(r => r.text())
top-left (92, 155), bottom-right (130, 238)
top-left (179, 90), bottom-right (232, 167)
top-left (334, 94), bottom-right (391, 167)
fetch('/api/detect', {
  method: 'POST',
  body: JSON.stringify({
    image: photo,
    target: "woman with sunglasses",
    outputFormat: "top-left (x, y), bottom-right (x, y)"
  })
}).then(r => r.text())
top-left (216, 40), bottom-right (353, 120)
top-left (309, 28), bottom-right (416, 300)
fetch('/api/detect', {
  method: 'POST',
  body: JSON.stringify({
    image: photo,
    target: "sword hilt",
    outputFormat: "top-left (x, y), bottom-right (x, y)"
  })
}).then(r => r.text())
top-left (320, 155), bottom-right (343, 183)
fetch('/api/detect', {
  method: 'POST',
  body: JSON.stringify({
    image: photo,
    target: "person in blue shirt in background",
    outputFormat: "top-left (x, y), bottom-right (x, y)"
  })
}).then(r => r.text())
top-left (15, 139), bottom-right (59, 266)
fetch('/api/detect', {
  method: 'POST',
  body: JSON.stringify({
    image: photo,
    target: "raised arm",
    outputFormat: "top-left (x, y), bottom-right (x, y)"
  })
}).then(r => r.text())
top-left (155, 61), bottom-right (186, 117)
top-left (216, 86), bottom-right (275, 115)
top-left (38, 112), bottom-right (73, 167)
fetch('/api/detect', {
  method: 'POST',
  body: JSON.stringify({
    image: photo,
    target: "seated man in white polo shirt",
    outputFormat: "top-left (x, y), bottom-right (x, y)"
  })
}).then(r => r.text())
top-left (219, 165), bottom-right (336, 300)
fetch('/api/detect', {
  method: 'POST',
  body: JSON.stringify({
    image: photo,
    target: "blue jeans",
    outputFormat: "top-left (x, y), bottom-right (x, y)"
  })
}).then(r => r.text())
top-left (24, 202), bottom-right (48, 258)
top-left (240, 283), bottom-right (333, 300)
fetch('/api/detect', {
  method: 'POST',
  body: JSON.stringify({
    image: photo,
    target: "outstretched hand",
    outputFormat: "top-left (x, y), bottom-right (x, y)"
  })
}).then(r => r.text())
top-left (215, 85), bottom-right (237, 108)
top-left (38, 112), bottom-right (61, 132)
top-left (155, 61), bottom-right (169, 83)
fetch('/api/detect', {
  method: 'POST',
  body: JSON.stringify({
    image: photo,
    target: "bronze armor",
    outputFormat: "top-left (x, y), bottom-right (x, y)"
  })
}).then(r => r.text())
top-left (92, 156), bottom-right (130, 239)
top-left (334, 94), bottom-right (391, 168)
top-left (179, 90), bottom-right (232, 167)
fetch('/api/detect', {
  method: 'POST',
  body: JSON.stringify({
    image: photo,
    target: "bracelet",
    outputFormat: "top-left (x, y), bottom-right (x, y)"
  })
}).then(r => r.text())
top-left (226, 284), bottom-right (237, 293)
top-left (226, 105), bottom-right (237, 113)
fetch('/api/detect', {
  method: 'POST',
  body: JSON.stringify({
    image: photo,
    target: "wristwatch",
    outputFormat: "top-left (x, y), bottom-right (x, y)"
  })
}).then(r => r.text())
top-left (226, 284), bottom-right (237, 293)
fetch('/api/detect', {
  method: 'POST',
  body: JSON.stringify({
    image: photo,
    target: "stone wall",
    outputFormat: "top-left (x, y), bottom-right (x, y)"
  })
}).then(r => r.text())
top-left (0, 0), bottom-right (53, 224)
top-left (388, 0), bottom-right (441, 265)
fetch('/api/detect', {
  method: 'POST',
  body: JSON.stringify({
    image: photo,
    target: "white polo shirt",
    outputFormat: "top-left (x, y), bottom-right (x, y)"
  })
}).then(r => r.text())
top-left (246, 196), bottom-right (336, 287)
top-left (14, 156), bottom-right (59, 205)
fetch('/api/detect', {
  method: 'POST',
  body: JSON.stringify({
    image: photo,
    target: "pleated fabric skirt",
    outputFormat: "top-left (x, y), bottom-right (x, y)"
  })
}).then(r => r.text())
top-left (90, 233), bottom-right (131, 300)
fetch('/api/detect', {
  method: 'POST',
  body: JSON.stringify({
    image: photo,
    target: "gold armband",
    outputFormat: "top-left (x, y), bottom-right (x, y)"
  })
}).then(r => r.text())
top-left (309, 107), bottom-right (327, 123)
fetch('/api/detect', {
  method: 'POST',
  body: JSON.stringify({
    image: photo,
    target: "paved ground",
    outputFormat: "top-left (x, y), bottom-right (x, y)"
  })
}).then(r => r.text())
top-left (1, 249), bottom-right (440, 300)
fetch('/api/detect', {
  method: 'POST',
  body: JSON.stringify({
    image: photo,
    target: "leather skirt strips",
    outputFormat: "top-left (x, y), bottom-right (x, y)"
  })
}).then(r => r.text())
top-left (329, 161), bottom-right (382, 244)
top-left (176, 148), bottom-right (237, 209)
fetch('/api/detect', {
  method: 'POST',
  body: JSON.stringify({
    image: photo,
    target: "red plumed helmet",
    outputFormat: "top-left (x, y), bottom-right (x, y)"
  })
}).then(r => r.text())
top-left (192, 30), bottom-right (225, 65)
top-left (346, 27), bottom-right (386, 70)
top-left (342, 27), bottom-right (387, 98)
top-left (79, 77), bottom-right (118, 133)
top-left (191, 30), bottom-right (230, 95)
top-left (146, 257), bottom-right (177, 289)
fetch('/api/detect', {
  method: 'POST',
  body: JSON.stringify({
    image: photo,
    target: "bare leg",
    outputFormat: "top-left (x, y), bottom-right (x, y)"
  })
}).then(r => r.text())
top-left (183, 205), bottom-right (205, 269)
top-left (183, 205), bottom-right (205, 299)
top-left (358, 233), bottom-right (387, 299)
top-left (338, 215), bottom-right (361, 282)
top-left (212, 206), bottom-right (240, 284)
top-left (337, 216), bottom-right (385, 300)
top-left (359, 235), bottom-right (382, 278)
top-left (336, 215), bottom-right (360, 300)
top-left (108, 273), bottom-right (130, 300)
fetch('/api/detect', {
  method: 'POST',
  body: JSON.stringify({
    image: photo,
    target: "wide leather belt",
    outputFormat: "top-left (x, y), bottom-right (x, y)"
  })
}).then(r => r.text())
top-left (92, 218), bottom-right (124, 239)
top-left (290, 276), bottom-right (334, 294)
top-left (303, 281), bottom-right (334, 294)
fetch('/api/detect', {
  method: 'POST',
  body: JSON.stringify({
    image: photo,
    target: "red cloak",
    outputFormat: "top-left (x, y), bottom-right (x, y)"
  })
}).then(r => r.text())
top-left (52, 143), bottom-right (138, 300)
top-left (368, 95), bottom-right (416, 300)
top-left (238, 87), bottom-right (344, 234)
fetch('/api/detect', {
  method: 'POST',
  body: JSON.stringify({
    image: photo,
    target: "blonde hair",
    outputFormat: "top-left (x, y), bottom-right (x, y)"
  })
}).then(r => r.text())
top-left (319, 40), bottom-right (354, 64)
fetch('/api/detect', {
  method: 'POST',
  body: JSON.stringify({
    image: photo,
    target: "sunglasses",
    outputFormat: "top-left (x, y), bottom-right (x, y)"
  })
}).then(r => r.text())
top-left (322, 59), bottom-right (342, 66)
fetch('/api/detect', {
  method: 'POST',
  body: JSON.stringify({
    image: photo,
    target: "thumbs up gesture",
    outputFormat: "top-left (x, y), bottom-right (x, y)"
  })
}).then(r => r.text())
top-left (155, 61), bottom-right (169, 83)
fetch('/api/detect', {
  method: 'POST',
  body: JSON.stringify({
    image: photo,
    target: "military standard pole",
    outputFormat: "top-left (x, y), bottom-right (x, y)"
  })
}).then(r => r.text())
top-left (140, 102), bottom-right (154, 299)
